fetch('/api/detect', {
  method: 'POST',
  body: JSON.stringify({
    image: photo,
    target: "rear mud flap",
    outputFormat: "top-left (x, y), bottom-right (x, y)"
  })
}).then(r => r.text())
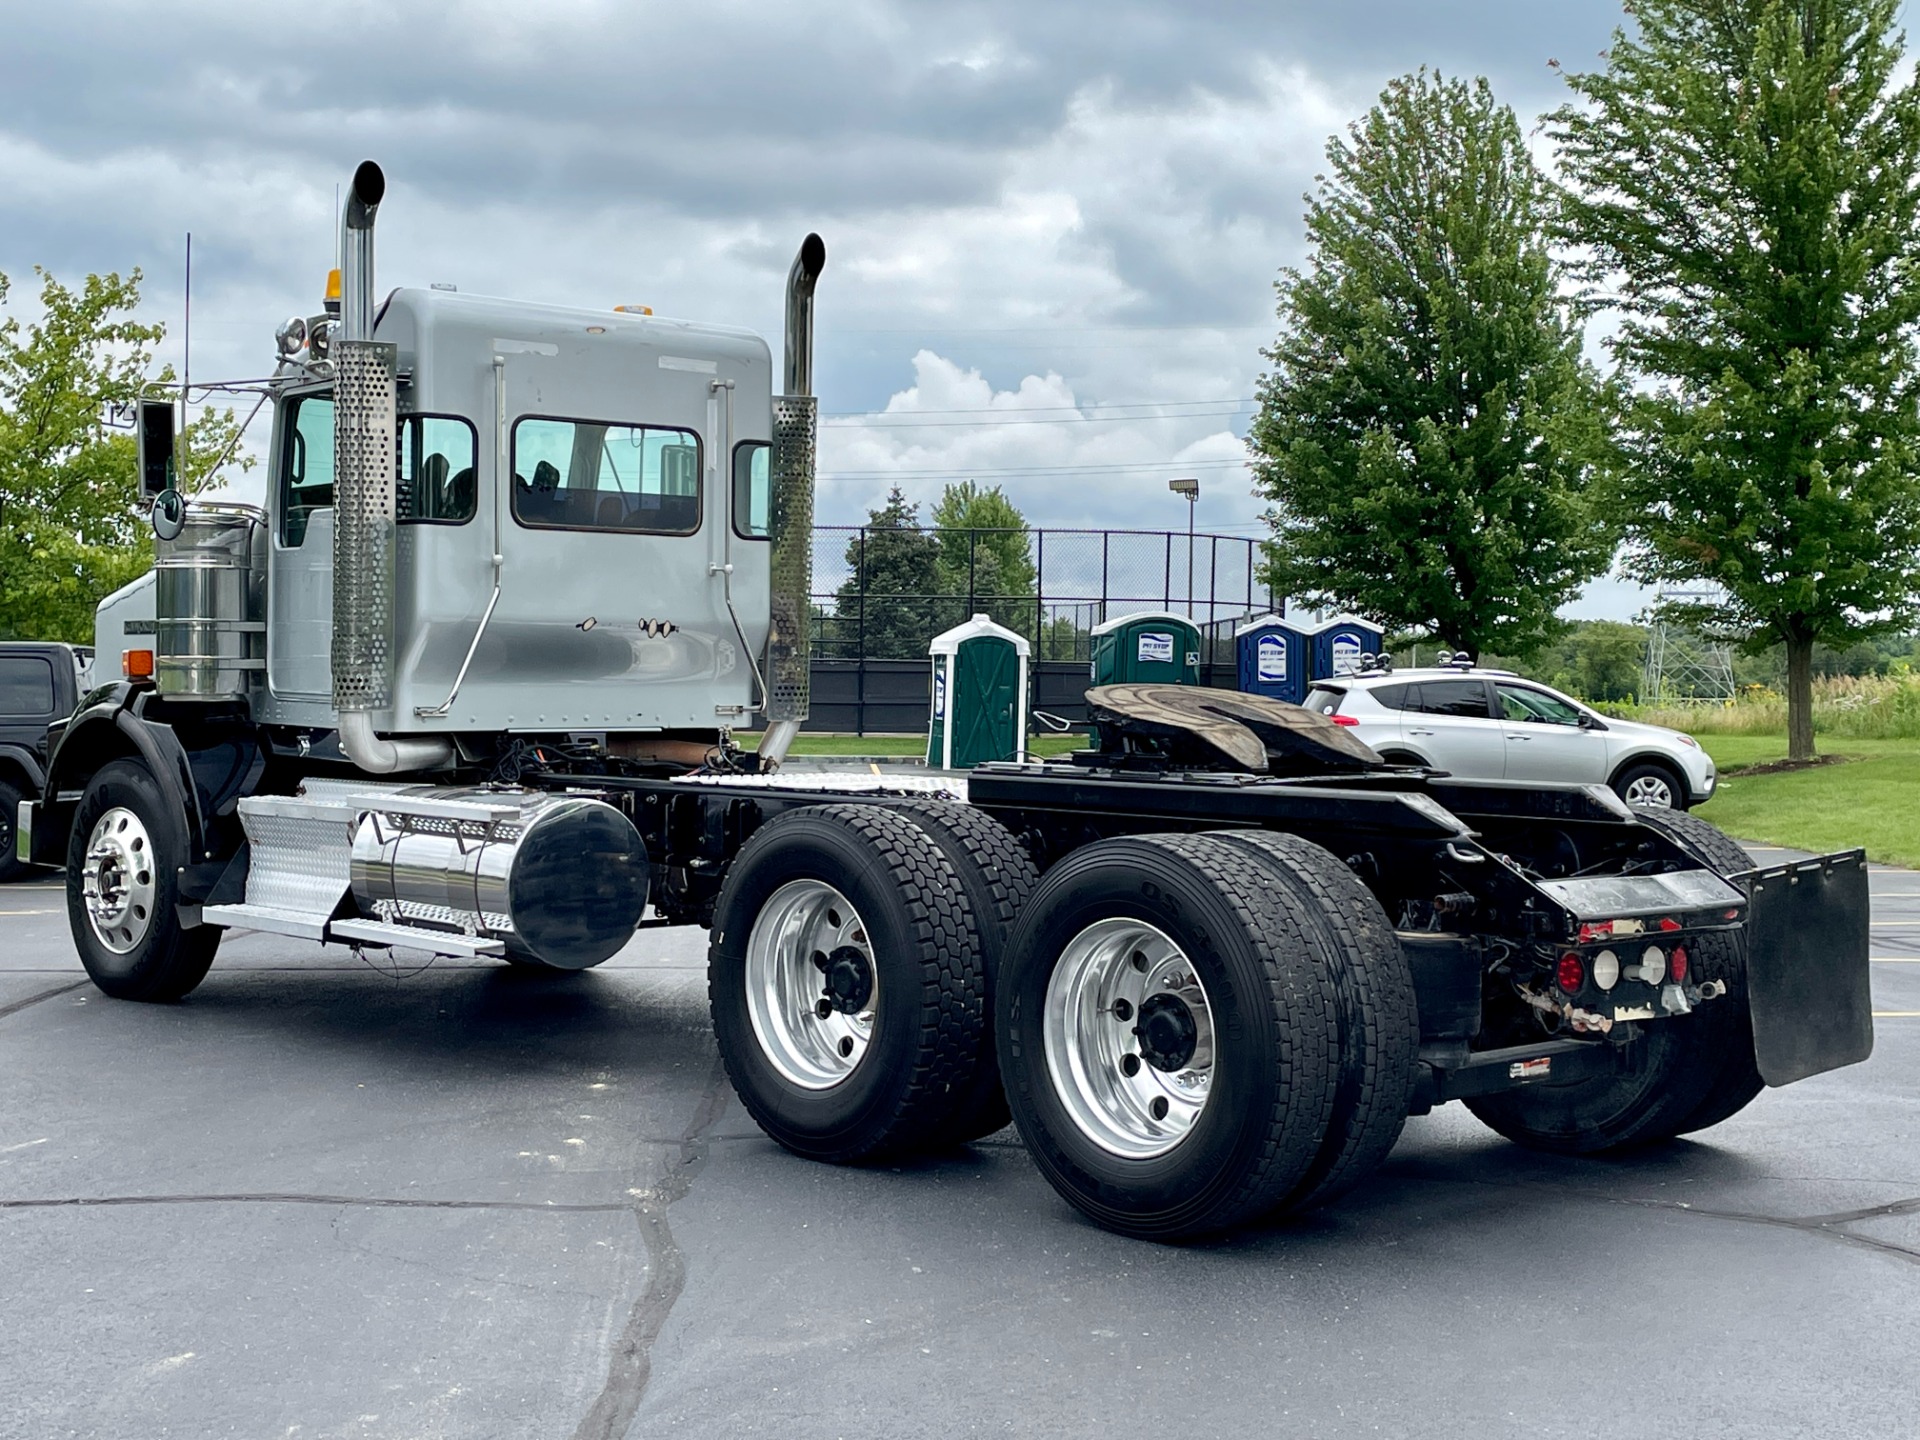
top-left (1745, 849), bottom-right (1872, 1086)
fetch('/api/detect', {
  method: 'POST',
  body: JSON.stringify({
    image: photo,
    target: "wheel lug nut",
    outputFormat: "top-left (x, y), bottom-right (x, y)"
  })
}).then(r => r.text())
top-left (1120, 1053), bottom-right (1141, 1077)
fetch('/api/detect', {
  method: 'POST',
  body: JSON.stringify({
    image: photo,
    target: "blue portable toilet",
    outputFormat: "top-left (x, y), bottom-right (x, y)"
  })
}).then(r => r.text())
top-left (1309, 613), bottom-right (1385, 680)
top-left (1234, 614), bottom-right (1309, 704)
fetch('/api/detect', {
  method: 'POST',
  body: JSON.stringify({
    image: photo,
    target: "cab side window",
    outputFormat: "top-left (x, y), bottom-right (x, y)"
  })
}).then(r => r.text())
top-left (510, 417), bottom-right (701, 534)
top-left (399, 416), bottom-right (478, 524)
top-left (733, 442), bottom-right (770, 539)
top-left (280, 395), bottom-right (335, 548)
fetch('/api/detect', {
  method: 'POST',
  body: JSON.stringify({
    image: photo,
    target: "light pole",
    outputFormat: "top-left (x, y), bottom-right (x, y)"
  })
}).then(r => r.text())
top-left (1169, 477), bottom-right (1199, 616)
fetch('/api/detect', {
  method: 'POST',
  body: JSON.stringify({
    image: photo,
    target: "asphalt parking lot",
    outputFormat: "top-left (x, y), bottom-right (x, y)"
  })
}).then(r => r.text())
top-left (2, 842), bottom-right (1917, 1440)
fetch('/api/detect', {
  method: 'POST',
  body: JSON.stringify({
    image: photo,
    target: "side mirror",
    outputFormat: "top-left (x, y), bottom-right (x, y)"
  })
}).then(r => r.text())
top-left (151, 488), bottom-right (186, 541)
top-left (136, 397), bottom-right (178, 500)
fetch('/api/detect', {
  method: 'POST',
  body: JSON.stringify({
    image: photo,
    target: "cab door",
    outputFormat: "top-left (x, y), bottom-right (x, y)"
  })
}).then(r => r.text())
top-left (1495, 682), bottom-right (1610, 786)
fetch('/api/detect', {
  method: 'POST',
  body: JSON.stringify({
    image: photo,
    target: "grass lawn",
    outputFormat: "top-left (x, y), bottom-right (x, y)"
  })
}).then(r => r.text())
top-left (1697, 735), bottom-right (1920, 868)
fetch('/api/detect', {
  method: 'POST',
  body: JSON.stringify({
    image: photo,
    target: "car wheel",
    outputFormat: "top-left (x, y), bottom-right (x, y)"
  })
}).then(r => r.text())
top-left (1613, 762), bottom-right (1685, 811)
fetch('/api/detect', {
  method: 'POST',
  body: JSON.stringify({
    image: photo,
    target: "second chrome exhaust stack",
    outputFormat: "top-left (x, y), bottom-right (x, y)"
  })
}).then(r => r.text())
top-left (760, 233), bottom-right (826, 771)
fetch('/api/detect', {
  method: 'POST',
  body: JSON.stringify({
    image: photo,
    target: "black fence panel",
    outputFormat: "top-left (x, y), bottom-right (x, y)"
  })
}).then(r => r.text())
top-left (772, 525), bottom-right (1281, 734)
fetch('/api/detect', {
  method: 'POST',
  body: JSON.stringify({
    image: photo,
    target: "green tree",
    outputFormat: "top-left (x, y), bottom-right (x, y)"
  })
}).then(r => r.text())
top-left (1552, 0), bottom-right (1920, 760)
top-left (0, 267), bottom-right (244, 643)
top-left (930, 481), bottom-right (1038, 638)
top-left (831, 486), bottom-right (941, 658)
top-left (1250, 70), bottom-right (1615, 661)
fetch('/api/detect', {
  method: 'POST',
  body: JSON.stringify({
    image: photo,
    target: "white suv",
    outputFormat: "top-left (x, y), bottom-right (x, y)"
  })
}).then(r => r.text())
top-left (1304, 666), bottom-right (1716, 810)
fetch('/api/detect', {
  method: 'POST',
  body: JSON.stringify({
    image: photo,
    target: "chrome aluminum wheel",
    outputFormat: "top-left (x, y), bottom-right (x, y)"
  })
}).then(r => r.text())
top-left (745, 879), bottom-right (878, 1089)
top-left (1042, 918), bottom-right (1215, 1159)
top-left (81, 806), bottom-right (157, 955)
top-left (1624, 774), bottom-right (1676, 809)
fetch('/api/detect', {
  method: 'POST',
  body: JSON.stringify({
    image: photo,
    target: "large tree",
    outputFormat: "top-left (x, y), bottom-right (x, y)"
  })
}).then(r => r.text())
top-left (831, 486), bottom-right (942, 659)
top-left (930, 480), bottom-right (1038, 639)
top-left (1251, 71), bottom-right (1615, 660)
top-left (0, 267), bottom-right (242, 643)
top-left (1553, 0), bottom-right (1920, 760)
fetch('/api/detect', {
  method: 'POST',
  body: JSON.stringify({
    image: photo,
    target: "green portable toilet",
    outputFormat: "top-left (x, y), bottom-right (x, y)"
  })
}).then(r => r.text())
top-left (1090, 611), bottom-right (1201, 687)
top-left (928, 614), bottom-right (1030, 770)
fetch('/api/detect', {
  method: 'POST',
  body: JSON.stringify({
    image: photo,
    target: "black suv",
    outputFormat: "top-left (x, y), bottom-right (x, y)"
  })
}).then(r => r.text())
top-left (1, 642), bottom-right (90, 880)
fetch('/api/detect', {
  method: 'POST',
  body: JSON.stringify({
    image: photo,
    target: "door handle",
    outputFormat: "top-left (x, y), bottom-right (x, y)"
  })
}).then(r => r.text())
top-left (1506, 734), bottom-right (1530, 741)
top-left (1408, 728), bottom-right (1434, 736)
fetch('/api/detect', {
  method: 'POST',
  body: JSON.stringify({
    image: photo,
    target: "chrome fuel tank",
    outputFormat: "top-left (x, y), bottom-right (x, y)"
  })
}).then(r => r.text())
top-left (155, 503), bottom-right (266, 698)
top-left (349, 787), bottom-right (648, 969)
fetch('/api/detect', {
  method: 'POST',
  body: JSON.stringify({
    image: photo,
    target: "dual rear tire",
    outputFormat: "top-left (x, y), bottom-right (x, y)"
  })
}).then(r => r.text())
top-left (710, 806), bottom-right (1421, 1240)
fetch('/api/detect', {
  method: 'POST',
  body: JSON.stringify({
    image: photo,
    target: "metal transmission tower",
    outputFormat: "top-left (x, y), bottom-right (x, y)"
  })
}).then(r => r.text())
top-left (1643, 589), bottom-right (1737, 702)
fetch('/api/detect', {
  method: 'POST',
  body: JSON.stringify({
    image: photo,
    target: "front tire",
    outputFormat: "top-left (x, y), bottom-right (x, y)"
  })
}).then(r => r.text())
top-left (66, 759), bottom-right (219, 1002)
top-left (709, 805), bottom-right (987, 1163)
top-left (998, 834), bottom-right (1339, 1240)
top-left (1613, 761), bottom-right (1687, 811)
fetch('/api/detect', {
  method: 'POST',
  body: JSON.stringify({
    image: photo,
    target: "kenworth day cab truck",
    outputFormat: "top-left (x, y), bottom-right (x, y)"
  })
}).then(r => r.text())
top-left (17, 163), bottom-right (1875, 1240)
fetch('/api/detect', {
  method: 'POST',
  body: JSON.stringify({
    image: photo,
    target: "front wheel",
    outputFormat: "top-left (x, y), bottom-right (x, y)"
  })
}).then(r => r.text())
top-left (66, 759), bottom-right (219, 1001)
top-left (1613, 761), bottom-right (1687, 811)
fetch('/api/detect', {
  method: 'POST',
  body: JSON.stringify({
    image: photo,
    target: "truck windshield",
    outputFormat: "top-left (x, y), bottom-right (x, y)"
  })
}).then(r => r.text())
top-left (511, 417), bottom-right (700, 534)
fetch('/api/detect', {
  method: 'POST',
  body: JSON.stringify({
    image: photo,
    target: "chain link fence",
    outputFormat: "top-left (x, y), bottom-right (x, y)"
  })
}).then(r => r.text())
top-left (810, 526), bottom-right (1279, 664)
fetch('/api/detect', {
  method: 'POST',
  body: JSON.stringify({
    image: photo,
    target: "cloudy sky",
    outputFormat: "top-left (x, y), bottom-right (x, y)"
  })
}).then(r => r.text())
top-left (8, 1), bottom-right (1909, 619)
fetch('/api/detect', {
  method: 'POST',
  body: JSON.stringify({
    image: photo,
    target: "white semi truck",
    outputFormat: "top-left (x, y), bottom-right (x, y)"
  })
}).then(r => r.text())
top-left (17, 163), bottom-right (1875, 1240)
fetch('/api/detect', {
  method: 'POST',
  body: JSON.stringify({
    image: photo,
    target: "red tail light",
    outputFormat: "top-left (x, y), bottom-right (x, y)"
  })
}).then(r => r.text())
top-left (1556, 953), bottom-right (1584, 993)
top-left (1658, 917), bottom-right (1681, 932)
top-left (1670, 946), bottom-right (1689, 983)
top-left (1329, 714), bottom-right (1360, 726)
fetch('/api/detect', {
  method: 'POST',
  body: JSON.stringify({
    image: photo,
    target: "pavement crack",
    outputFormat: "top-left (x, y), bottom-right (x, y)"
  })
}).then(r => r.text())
top-left (571, 1055), bottom-right (730, 1440)
top-left (0, 979), bottom-right (89, 1023)
top-left (1396, 1170), bottom-right (1920, 1268)
top-left (0, 1193), bottom-right (633, 1213)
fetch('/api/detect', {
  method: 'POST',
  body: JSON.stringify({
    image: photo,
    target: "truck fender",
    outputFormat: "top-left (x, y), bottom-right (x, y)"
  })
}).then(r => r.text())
top-left (0, 743), bottom-right (46, 794)
top-left (36, 688), bottom-right (210, 870)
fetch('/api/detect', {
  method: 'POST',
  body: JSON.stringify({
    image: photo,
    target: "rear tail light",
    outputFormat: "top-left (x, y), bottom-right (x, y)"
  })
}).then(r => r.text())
top-left (1592, 949), bottom-right (1620, 990)
top-left (1670, 946), bottom-right (1689, 983)
top-left (1556, 953), bottom-right (1584, 993)
top-left (1639, 946), bottom-right (1666, 984)
top-left (1330, 714), bottom-right (1360, 726)
top-left (123, 648), bottom-right (155, 681)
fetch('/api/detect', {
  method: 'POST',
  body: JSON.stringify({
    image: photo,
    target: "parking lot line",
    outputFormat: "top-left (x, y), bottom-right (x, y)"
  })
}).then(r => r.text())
top-left (0, 909), bottom-right (53, 916)
top-left (1874, 1011), bottom-right (1920, 1017)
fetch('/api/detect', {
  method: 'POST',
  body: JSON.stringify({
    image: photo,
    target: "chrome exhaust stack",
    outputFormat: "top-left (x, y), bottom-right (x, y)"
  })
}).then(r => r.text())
top-left (760, 233), bottom-right (826, 771)
top-left (329, 160), bottom-right (453, 775)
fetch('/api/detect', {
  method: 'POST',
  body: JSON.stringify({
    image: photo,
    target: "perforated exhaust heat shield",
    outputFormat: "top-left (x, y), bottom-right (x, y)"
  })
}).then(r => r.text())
top-left (331, 338), bottom-right (398, 712)
top-left (766, 392), bottom-right (816, 724)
